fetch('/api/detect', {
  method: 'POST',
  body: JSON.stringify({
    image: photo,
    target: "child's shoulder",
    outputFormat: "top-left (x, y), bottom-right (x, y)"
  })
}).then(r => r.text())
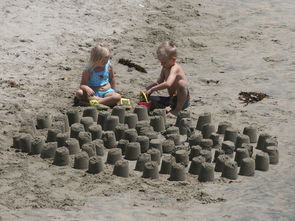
top-left (82, 67), bottom-right (92, 75)
top-left (171, 63), bottom-right (182, 71)
top-left (83, 64), bottom-right (92, 71)
top-left (173, 63), bottom-right (186, 75)
top-left (174, 62), bottom-right (182, 68)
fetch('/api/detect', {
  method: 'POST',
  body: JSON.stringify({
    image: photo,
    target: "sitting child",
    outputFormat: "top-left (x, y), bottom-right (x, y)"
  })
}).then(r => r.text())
top-left (145, 41), bottom-right (190, 117)
top-left (75, 43), bottom-right (121, 107)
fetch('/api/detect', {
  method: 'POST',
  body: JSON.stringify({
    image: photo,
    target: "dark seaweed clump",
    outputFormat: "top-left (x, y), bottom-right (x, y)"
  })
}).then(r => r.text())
top-left (118, 59), bottom-right (147, 73)
top-left (239, 91), bottom-right (269, 105)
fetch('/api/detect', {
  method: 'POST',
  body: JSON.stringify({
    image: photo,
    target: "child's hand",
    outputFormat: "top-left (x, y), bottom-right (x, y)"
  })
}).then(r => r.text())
top-left (85, 87), bottom-right (95, 96)
top-left (145, 85), bottom-right (152, 91)
top-left (146, 88), bottom-right (153, 96)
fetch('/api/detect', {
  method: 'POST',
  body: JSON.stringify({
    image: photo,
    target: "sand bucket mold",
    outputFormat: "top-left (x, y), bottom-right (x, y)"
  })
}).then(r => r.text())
top-left (137, 90), bottom-right (152, 109)
top-left (137, 102), bottom-right (152, 107)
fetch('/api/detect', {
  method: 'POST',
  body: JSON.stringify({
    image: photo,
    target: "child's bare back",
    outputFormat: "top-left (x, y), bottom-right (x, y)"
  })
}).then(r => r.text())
top-left (161, 62), bottom-right (187, 96)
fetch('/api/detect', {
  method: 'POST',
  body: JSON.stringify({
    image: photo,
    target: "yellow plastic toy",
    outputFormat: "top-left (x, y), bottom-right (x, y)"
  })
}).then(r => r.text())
top-left (138, 90), bottom-right (149, 102)
top-left (89, 99), bottom-right (110, 110)
top-left (89, 99), bottom-right (99, 105)
top-left (117, 98), bottom-right (132, 110)
top-left (119, 98), bottom-right (131, 106)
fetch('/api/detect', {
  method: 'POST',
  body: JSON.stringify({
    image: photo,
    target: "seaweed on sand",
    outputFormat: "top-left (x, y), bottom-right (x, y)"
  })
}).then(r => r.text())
top-left (118, 59), bottom-right (147, 73)
top-left (239, 91), bottom-right (269, 105)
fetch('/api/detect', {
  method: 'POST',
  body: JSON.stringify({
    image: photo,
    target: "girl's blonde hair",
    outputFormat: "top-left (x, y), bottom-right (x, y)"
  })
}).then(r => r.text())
top-left (88, 44), bottom-right (110, 69)
top-left (156, 41), bottom-right (177, 59)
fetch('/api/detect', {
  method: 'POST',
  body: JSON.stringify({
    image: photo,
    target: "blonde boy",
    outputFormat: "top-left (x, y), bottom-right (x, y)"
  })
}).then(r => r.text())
top-left (146, 41), bottom-right (189, 117)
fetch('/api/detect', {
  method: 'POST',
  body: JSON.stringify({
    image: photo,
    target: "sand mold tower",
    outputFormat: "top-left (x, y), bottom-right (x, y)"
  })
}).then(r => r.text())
top-left (11, 108), bottom-right (279, 185)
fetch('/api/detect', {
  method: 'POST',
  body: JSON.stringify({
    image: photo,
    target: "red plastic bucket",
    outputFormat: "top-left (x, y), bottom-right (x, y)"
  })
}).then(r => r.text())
top-left (137, 102), bottom-right (152, 107)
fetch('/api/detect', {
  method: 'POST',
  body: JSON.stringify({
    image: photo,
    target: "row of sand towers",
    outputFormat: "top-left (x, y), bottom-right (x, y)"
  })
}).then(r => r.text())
top-left (12, 105), bottom-right (279, 181)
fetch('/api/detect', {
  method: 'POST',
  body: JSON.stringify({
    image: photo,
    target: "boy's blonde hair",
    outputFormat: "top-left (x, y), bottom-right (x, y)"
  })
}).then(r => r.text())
top-left (156, 41), bottom-right (177, 59)
top-left (88, 44), bottom-right (110, 69)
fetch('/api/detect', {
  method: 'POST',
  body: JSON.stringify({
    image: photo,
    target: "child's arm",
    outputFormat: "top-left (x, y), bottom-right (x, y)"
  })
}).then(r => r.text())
top-left (146, 70), bottom-right (165, 90)
top-left (80, 70), bottom-right (95, 96)
top-left (109, 65), bottom-right (116, 90)
top-left (147, 69), bottom-right (176, 95)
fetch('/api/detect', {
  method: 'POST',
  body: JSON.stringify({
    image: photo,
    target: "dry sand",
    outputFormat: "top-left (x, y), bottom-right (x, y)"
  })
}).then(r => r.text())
top-left (0, 0), bottom-right (295, 220)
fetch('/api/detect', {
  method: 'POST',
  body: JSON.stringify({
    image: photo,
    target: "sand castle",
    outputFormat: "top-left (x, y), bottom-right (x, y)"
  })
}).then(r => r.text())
top-left (11, 106), bottom-right (279, 183)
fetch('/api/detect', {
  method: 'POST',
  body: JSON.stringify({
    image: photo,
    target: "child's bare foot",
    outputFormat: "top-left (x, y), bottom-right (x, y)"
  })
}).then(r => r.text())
top-left (89, 96), bottom-right (101, 102)
top-left (165, 106), bottom-right (172, 113)
top-left (167, 109), bottom-right (178, 118)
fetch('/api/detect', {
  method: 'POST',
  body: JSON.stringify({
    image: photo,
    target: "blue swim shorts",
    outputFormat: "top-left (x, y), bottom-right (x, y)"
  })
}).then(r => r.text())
top-left (94, 88), bottom-right (116, 98)
top-left (150, 94), bottom-right (190, 110)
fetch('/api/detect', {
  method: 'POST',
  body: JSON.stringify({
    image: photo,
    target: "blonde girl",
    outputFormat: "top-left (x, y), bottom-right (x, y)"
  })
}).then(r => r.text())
top-left (75, 44), bottom-right (121, 107)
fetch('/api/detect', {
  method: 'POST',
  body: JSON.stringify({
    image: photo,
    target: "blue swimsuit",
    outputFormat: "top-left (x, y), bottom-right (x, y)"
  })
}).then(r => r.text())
top-left (87, 60), bottom-right (115, 97)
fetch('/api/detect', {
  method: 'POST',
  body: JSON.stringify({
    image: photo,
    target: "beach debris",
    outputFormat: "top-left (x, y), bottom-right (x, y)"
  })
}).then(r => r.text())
top-left (200, 79), bottom-right (220, 85)
top-left (118, 58), bottom-right (147, 73)
top-left (19, 39), bottom-right (33, 43)
top-left (60, 77), bottom-right (69, 81)
top-left (263, 56), bottom-right (287, 63)
top-left (59, 65), bottom-right (72, 71)
top-left (0, 80), bottom-right (24, 89)
top-left (206, 80), bottom-right (219, 84)
top-left (239, 91), bottom-right (269, 105)
top-left (7, 81), bottom-right (21, 87)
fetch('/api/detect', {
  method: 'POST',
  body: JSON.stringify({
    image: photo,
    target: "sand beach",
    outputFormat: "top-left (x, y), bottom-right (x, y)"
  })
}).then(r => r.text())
top-left (0, 0), bottom-right (294, 220)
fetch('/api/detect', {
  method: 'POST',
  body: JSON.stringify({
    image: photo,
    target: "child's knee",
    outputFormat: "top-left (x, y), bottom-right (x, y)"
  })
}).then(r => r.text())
top-left (113, 93), bottom-right (121, 102)
top-left (177, 80), bottom-right (188, 93)
top-left (178, 79), bottom-right (187, 88)
top-left (75, 89), bottom-right (83, 98)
